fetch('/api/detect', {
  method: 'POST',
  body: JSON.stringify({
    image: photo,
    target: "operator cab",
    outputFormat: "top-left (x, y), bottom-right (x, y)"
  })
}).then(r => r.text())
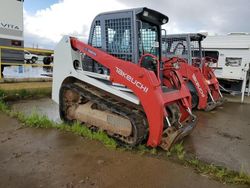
top-left (84, 7), bottom-right (168, 77)
top-left (162, 33), bottom-right (207, 66)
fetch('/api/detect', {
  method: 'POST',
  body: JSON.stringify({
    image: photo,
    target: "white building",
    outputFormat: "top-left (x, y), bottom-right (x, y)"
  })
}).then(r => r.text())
top-left (0, 0), bottom-right (24, 62)
top-left (203, 33), bottom-right (250, 101)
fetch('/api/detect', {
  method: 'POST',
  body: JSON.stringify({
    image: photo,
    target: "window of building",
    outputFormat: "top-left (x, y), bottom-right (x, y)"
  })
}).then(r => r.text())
top-left (204, 51), bottom-right (219, 60)
top-left (225, 57), bottom-right (242, 67)
top-left (11, 40), bottom-right (22, 46)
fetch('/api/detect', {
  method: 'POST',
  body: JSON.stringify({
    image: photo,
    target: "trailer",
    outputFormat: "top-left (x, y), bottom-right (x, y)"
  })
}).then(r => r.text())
top-left (202, 33), bottom-right (250, 102)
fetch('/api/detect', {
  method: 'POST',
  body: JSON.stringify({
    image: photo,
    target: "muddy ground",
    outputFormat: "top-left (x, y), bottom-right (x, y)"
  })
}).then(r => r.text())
top-left (0, 112), bottom-right (248, 188)
top-left (185, 103), bottom-right (250, 174)
top-left (10, 98), bottom-right (250, 175)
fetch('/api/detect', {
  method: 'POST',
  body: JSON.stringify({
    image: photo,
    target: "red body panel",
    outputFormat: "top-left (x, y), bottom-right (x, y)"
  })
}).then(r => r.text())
top-left (201, 57), bottom-right (221, 102)
top-left (71, 38), bottom-right (192, 147)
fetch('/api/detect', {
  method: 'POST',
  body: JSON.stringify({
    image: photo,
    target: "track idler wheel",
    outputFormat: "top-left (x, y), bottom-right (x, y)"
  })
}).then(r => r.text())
top-left (59, 85), bottom-right (81, 123)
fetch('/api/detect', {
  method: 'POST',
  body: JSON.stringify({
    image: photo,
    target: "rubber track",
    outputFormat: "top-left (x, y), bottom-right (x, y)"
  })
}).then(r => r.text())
top-left (65, 82), bottom-right (148, 146)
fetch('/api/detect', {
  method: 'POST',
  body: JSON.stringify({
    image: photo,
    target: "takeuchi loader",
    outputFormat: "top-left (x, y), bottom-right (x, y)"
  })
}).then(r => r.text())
top-left (162, 33), bottom-right (225, 111)
top-left (52, 8), bottom-right (197, 150)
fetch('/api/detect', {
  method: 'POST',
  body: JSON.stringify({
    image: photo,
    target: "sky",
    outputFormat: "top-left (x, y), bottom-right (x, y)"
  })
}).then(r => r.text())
top-left (24, 0), bottom-right (59, 14)
top-left (23, 0), bottom-right (250, 49)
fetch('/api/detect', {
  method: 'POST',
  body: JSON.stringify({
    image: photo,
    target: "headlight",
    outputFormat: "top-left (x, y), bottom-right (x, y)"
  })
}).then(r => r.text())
top-left (162, 19), bottom-right (167, 24)
top-left (143, 11), bottom-right (149, 17)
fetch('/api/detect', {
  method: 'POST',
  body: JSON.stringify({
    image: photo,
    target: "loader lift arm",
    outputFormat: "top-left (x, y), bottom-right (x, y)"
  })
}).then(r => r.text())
top-left (72, 37), bottom-right (170, 147)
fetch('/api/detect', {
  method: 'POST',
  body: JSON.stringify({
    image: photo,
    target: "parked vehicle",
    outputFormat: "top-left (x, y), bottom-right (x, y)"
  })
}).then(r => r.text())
top-left (43, 54), bottom-right (54, 65)
top-left (52, 8), bottom-right (197, 150)
top-left (162, 33), bottom-right (224, 111)
top-left (24, 50), bottom-right (38, 64)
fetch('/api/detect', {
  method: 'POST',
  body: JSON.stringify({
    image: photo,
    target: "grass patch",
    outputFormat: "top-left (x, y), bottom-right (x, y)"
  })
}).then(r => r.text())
top-left (0, 88), bottom-right (51, 101)
top-left (0, 99), bottom-right (249, 185)
top-left (0, 99), bottom-right (10, 113)
top-left (21, 113), bottom-right (54, 128)
top-left (56, 122), bottom-right (117, 149)
top-left (186, 158), bottom-right (250, 185)
top-left (136, 144), bottom-right (158, 155)
top-left (167, 142), bottom-right (185, 160)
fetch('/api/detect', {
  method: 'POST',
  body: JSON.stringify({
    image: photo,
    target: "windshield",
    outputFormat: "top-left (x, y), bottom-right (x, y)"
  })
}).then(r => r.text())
top-left (138, 21), bottom-right (160, 59)
top-left (163, 37), bottom-right (204, 64)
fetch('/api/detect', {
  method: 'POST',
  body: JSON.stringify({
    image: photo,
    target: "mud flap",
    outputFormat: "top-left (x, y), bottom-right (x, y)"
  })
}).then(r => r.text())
top-left (160, 117), bottom-right (197, 150)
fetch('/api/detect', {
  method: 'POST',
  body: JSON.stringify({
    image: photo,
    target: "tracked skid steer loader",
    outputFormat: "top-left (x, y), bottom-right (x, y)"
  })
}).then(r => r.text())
top-left (52, 8), bottom-right (197, 150)
top-left (162, 33), bottom-right (225, 111)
